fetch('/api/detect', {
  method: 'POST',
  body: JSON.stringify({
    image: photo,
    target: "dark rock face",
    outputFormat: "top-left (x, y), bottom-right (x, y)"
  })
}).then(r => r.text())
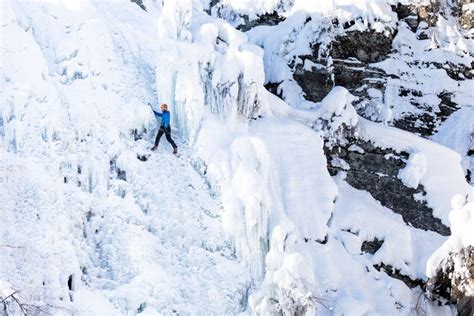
top-left (325, 139), bottom-right (451, 236)
top-left (292, 56), bottom-right (388, 104)
top-left (393, 0), bottom-right (472, 38)
top-left (331, 31), bottom-right (394, 64)
top-left (427, 246), bottom-right (474, 316)
top-left (392, 2), bottom-right (439, 31)
top-left (392, 91), bottom-right (460, 137)
top-left (332, 61), bottom-right (387, 98)
top-left (290, 30), bottom-right (393, 103)
top-left (130, 0), bottom-right (146, 11)
top-left (264, 82), bottom-right (283, 99)
top-left (290, 29), bottom-right (467, 138)
top-left (458, 296), bottom-right (474, 316)
top-left (237, 11), bottom-right (285, 32)
top-left (292, 37), bottom-right (466, 138)
top-left (450, 0), bottom-right (474, 36)
top-left (361, 238), bottom-right (384, 254)
top-left (429, 61), bottom-right (473, 81)
top-left (460, 3), bottom-right (474, 35)
top-left (293, 64), bottom-right (333, 103)
top-left (467, 144), bottom-right (473, 184)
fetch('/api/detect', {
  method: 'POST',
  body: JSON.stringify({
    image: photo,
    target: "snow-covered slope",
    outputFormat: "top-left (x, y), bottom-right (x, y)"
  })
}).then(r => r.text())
top-left (1, 0), bottom-right (473, 315)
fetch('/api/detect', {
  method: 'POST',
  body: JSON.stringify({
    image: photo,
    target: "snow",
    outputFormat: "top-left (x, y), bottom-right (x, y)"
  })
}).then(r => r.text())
top-left (398, 152), bottom-right (427, 189)
top-left (331, 176), bottom-right (445, 281)
top-left (314, 86), bottom-right (358, 132)
top-left (2, 0), bottom-right (473, 314)
top-left (281, 174), bottom-right (452, 315)
top-left (214, 0), bottom-right (397, 29)
top-left (0, 140), bottom-right (251, 314)
top-left (249, 82), bottom-right (469, 313)
top-left (252, 117), bottom-right (338, 242)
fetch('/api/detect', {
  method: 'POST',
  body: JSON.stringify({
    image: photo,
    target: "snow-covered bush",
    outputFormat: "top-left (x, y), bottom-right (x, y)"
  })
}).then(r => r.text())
top-left (312, 86), bottom-right (358, 142)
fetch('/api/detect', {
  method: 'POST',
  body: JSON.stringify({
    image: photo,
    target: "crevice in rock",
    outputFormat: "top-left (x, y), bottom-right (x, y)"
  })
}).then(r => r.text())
top-left (363, 239), bottom-right (425, 290)
top-left (132, 128), bottom-right (147, 141)
top-left (374, 263), bottom-right (425, 289)
top-left (293, 64), bottom-right (333, 103)
top-left (361, 238), bottom-right (384, 254)
top-left (68, 274), bottom-right (74, 292)
top-left (130, 0), bottom-right (146, 11)
top-left (137, 154), bottom-right (148, 162)
top-left (264, 82), bottom-right (283, 99)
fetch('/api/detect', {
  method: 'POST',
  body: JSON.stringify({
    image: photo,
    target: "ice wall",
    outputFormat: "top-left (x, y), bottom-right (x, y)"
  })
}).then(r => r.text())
top-left (155, 1), bottom-right (266, 143)
top-left (152, 0), bottom-right (271, 282)
top-left (154, 5), bottom-right (341, 313)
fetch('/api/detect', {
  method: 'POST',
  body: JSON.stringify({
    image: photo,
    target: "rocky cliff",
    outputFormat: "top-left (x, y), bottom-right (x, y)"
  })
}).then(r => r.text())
top-left (210, 0), bottom-right (473, 314)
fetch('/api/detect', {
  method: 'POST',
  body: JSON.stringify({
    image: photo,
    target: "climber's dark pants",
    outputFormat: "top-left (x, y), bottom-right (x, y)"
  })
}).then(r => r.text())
top-left (154, 126), bottom-right (177, 148)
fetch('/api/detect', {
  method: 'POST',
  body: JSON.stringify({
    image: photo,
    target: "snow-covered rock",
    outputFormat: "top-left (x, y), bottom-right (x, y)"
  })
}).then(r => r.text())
top-left (427, 196), bottom-right (474, 316)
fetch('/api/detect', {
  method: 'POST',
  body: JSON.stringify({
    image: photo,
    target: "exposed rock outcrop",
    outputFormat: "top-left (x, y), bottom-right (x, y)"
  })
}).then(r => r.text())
top-left (427, 246), bottom-right (474, 316)
top-left (325, 138), bottom-right (451, 236)
top-left (393, 91), bottom-right (460, 137)
top-left (331, 30), bottom-right (394, 64)
top-left (452, 0), bottom-right (474, 36)
top-left (361, 238), bottom-right (426, 289)
top-left (392, 2), bottom-right (439, 31)
top-left (292, 29), bottom-right (394, 104)
top-left (292, 33), bottom-right (469, 138)
top-left (209, 2), bottom-right (287, 31)
top-left (361, 238), bottom-right (384, 254)
top-left (237, 11), bottom-right (285, 32)
top-left (213, 1), bottom-right (472, 313)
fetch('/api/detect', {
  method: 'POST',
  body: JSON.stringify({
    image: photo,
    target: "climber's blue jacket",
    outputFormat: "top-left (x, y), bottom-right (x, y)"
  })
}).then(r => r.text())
top-left (153, 110), bottom-right (171, 128)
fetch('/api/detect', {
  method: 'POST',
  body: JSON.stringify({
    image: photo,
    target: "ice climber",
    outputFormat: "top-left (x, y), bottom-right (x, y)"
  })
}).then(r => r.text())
top-left (150, 103), bottom-right (178, 154)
